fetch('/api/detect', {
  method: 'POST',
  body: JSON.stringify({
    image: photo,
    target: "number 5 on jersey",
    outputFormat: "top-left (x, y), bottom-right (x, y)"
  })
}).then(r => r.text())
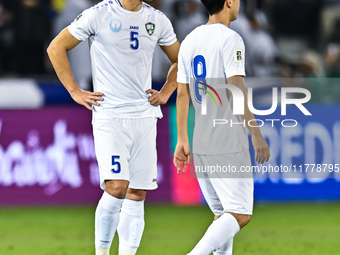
top-left (112, 155), bottom-right (121, 174)
top-left (130, 32), bottom-right (139, 50)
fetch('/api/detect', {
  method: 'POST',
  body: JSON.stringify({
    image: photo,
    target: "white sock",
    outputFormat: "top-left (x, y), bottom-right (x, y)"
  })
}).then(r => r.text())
top-left (96, 247), bottom-right (110, 255)
top-left (95, 192), bottom-right (124, 253)
top-left (117, 199), bottom-right (145, 254)
top-left (213, 238), bottom-right (233, 255)
top-left (188, 213), bottom-right (240, 255)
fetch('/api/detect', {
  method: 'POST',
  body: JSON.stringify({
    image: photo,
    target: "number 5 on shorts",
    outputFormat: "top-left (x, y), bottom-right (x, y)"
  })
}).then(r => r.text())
top-left (112, 156), bottom-right (121, 174)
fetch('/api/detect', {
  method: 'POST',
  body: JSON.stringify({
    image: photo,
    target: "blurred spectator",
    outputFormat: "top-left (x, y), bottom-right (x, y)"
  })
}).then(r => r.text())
top-left (4, 0), bottom-right (52, 76)
top-left (246, 11), bottom-right (277, 77)
top-left (230, 3), bottom-right (253, 74)
top-left (174, 0), bottom-right (207, 42)
top-left (299, 51), bottom-right (324, 78)
top-left (321, 3), bottom-right (340, 46)
top-left (231, 7), bottom-right (277, 77)
top-left (148, 0), bottom-right (172, 83)
top-left (297, 46), bottom-right (340, 104)
top-left (325, 43), bottom-right (340, 78)
top-left (53, 0), bottom-right (95, 90)
top-left (0, 0), bottom-right (14, 75)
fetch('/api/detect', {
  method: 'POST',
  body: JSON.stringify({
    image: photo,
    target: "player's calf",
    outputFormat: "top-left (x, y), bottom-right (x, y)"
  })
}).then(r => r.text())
top-left (95, 191), bottom-right (124, 255)
top-left (188, 213), bottom-right (245, 255)
top-left (117, 189), bottom-right (147, 255)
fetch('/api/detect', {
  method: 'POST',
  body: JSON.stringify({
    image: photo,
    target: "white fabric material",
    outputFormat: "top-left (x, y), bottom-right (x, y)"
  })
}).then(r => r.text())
top-left (188, 213), bottom-right (240, 255)
top-left (96, 247), bottom-right (110, 255)
top-left (93, 118), bottom-right (158, 190)
top-left (118, 199), bottom-right (145, 253)
top-left (213, 239), bottom-right (233, 255)
top-left (194, 150), bottom-right (254, 215)
top-left (119, 251), bottom-right (135, 255)
top-left (95, 192), bottom-right (124, 249)
top-left (68, 0), bottom-right (177, 120)
top-left (177, 23), bottom-right (249, 155)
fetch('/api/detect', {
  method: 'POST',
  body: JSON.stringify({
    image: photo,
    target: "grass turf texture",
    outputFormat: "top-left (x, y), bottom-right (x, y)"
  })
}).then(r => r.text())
top-left (0, 204), bottom-right (339, 255)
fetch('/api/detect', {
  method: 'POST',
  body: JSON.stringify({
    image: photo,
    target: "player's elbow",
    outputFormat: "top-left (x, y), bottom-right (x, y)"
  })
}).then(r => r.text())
top-left (177, 90), bottom-right (190, 103)
top-left (47, 42), bottom-right (57, 59)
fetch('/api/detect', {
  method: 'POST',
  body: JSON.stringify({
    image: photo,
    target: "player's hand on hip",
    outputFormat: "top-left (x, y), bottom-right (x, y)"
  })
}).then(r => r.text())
top-left (70, 88), bottom-right (104, 111)
top-left (251, 133), bottom-right (270, 164)
top-left (146, 89), bottom-right (169, 106)
top-left (174, 141), bottom-right (191, 174)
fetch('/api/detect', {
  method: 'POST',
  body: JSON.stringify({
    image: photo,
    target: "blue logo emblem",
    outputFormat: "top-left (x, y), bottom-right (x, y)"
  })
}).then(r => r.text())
top-left (110, 20), bottom-right (122, 33)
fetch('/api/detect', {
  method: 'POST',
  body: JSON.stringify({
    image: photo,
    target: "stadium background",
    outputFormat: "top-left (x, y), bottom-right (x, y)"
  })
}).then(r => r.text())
top-left (0, 0), bottom-right (340, 254)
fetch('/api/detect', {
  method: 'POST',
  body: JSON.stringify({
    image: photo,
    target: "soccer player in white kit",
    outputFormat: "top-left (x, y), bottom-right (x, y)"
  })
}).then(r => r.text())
top-left (47, 1), bottom-right (180, 255)
top-left (174, 0), bottom-right (270, 254)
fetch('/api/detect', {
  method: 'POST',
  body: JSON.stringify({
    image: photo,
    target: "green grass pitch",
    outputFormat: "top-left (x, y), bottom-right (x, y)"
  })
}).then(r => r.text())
top-left (0, 203), bottom-right (340, 255)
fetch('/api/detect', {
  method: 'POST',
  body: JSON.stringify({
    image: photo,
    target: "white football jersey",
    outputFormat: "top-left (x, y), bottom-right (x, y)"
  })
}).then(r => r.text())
top-left (68, 0), bottom-right (177, 120)
top-left (177, 23), bottom-right (249, 155)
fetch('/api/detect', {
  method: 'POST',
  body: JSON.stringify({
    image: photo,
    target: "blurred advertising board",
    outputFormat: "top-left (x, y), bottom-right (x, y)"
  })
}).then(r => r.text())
top-left (250, 104), bottom-right (340, 201)
top-left (169, 103), bottom-right (340, 204)
top-left (0, 106), bottom-right (172, 205)
top-left (1, 103), bottom-right (340, 206)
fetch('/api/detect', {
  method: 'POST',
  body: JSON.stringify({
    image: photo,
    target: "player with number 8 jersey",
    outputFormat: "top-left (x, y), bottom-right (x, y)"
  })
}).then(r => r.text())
top-left (47, 0), bottom-right (180, 255)
top-left (174, 0), bottom-right (270, 255)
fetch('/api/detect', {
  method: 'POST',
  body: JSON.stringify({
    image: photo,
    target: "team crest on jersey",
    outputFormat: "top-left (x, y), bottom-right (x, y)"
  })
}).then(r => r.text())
top-left (145, 22), bottom-right (155, 36)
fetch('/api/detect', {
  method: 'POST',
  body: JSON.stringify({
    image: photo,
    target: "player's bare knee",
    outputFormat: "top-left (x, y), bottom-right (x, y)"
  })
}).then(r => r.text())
top-left (214, 215), bottom-right (221, 221)
top-left (126, 188), bottom-right (147, 201)
top-left (235, 214), bottom-right (251, 228)
top-left (241, 215), bottom-right (251, 228)
top-left (227, 212), bottom-right (251, 229)
top-left (105, 180), bottom-right (129, 199)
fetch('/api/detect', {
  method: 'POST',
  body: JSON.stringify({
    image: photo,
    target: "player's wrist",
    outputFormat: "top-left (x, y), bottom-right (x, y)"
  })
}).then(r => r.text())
top-left (161, 82), bottom-right (176, 97)
top-left (177, 141), bottom-right (189, 145)
top-left (69, 87), bottom-right (82, 97)
top-left (251, 131), bottom-right (262, 138)
top-left (160, 88), bottom-right (172, 99)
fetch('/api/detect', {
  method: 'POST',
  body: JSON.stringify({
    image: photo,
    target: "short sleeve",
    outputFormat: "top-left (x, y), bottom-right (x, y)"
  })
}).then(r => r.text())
top-left (68, 7), bottom-right (101, 41)
top-left (177, 43), bottom-right (189, 84)
top-left (158, 14), bottom-right (177, 47)
top-left (222, 33), bottom-right (246, 78)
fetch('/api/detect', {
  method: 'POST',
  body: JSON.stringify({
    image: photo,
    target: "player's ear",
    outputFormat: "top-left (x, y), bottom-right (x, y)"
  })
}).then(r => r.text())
top-left (225, 0), bottom-right (232, 9)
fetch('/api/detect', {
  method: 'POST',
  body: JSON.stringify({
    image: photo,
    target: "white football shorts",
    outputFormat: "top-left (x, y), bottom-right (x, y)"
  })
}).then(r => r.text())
top-left (93, 118), bottom-right (158, 191)
top-left (194, 149), bottom-right (254, 215)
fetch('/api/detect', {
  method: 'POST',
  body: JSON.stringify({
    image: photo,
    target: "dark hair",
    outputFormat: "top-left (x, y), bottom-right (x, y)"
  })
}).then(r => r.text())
top-left (201, 0), bottom-right (226, 15)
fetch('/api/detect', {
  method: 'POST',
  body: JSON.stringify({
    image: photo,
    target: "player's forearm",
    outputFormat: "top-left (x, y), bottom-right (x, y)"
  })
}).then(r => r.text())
top-left (176, 84), bottom-right (190, 142)
top-left (47, 43), bottom-right (80, 96)
top-left (160, 62), bottom-right (178, 98)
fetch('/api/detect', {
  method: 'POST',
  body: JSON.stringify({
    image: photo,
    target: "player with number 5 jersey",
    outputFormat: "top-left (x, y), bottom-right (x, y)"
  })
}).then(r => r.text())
top-left (47, 1), bottom-right (180, 255)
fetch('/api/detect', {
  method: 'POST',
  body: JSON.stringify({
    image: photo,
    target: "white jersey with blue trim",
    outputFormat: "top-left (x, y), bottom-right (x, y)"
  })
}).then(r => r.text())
top-left (177, 23), bottom-right (249, 155)
top-left (68, 0), bottom-right (177, 120)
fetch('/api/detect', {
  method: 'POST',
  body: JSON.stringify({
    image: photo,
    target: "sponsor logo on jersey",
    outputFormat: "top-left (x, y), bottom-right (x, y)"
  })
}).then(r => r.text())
top-left (234, 49), bottom-right (244, 63)
top-left (110, 19), bottom-right (122, 33)
top-left (145, 22), bottom-right (155, 36)
top-left (129, 26), bottom-right (139, 30)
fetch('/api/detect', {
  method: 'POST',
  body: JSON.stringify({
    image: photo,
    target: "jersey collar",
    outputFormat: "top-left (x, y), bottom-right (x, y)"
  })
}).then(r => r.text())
top-left (115, 0), bottom-right (123, 7)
